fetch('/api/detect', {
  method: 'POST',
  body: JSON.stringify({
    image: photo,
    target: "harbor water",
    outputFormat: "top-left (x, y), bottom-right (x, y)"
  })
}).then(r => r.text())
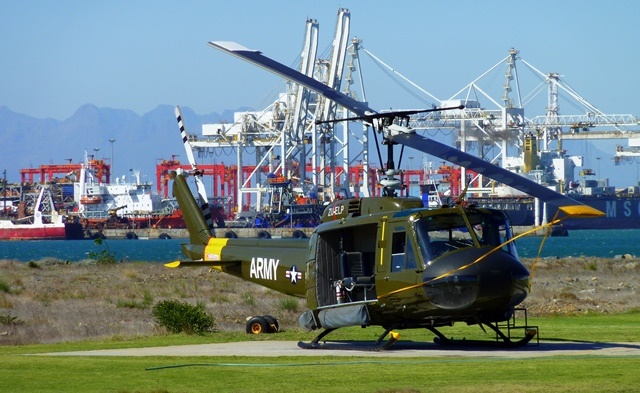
top-left (0, 229), bottom-right (639, 262)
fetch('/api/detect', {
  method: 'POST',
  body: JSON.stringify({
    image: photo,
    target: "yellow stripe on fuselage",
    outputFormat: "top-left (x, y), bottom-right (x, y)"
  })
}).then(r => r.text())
top-left (204, 238), bottom-right (230, 261)
top-left (379, 217), bottom-right (387, 266)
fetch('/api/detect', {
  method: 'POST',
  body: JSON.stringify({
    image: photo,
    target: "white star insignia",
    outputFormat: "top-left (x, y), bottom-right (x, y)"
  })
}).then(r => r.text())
top-left (285, 265), bottom-right (303, 284)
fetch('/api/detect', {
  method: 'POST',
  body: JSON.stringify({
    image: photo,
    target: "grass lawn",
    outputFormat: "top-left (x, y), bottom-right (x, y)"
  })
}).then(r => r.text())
top-left (2, 355), bottom-right (639, 393)
top-left (1, 312), bottom-right (639, 392)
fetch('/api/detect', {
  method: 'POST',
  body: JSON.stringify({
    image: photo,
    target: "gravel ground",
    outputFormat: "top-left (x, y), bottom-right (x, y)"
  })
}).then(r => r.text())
top-left (0, 256), bottom-right (638, 345)
top-left (523, 256), bottom-right (640, 315)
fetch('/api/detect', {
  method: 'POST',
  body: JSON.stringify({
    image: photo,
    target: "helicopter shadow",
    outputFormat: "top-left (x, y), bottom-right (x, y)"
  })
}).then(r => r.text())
top-left (390, 339), bottom-right (640, 354)
top-left (307, 339), bottom-right (640, 355)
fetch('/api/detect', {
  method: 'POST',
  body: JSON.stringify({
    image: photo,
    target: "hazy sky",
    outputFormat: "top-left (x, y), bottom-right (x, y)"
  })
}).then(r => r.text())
top-left (1, 1), bottom-right (639, 183)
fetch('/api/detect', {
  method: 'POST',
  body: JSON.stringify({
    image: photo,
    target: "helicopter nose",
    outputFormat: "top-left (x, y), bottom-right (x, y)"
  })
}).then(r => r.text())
top-left (422, 247), bottom-right (530, 313)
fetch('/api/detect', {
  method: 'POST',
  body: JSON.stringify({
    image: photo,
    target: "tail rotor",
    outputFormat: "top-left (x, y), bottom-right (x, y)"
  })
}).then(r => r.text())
top-left (175, 105), bottom-right (215, 232)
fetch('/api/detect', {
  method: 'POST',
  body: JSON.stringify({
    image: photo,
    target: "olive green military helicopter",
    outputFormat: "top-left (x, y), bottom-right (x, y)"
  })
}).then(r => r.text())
top-left (166, 41), bottom-right (604, 350)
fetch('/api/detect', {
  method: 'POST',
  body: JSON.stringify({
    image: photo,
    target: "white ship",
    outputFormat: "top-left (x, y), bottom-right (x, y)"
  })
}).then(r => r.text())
top-left (73, 152), bottom-right (183, 228)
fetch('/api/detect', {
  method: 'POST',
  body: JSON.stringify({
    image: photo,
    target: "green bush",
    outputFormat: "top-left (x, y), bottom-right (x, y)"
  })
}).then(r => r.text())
top-left (0, 312), bottom-right (21, 325)
top-left (152, 300), bottom-right (215, 334)
top-left (88, 238), bottom-right (117, 265)
top-left (27, 261), bottom-right (41, 269)
top-left (279, 297), bottom-right (299, 312)
top-left (0, 279), bottom-right (10, 294)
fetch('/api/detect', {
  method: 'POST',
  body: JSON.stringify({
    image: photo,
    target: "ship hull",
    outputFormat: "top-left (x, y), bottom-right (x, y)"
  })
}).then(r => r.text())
top-left (0, 224), bottom-right (67, 240)
top-left (549, 196), bottom-right (640, 230)
top-left (466, 196), bottom-right (535, 226)
top-left (80, 213), bottom-right (186, 230)
top-left (469, 195), bottom-right (640, 230)
top-left (64, 222), bottom-right (85, 240)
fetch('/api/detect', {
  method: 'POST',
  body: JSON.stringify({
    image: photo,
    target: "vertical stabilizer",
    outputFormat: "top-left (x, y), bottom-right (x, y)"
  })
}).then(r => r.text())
top-left (171, 171), bottom-right (212, 258)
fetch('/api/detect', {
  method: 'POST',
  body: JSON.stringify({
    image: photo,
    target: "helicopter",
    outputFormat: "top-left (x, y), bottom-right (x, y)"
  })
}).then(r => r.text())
top-left (166, 41), bottom-right (604, 350)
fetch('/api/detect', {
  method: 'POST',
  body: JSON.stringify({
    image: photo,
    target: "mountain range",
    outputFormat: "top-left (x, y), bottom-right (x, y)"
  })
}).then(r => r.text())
top-left (0, 104), bottom-right (248, 184)
top-left (0, 104), bottom-right (629, 190)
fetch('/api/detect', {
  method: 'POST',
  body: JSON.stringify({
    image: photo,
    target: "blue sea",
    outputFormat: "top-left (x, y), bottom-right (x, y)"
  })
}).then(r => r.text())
top-left (0, 229), bottom-right (639, 262)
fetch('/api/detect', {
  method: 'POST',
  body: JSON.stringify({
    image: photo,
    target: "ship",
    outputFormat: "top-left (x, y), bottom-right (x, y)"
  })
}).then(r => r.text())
top-left (72, 153), bottom-right (186, 231)
top-left (0, 185), bottom-right (80, 240)
top-left (418, 135), bottom-right (640, 230)
top-left (462, 179), bottom-right (640, 230)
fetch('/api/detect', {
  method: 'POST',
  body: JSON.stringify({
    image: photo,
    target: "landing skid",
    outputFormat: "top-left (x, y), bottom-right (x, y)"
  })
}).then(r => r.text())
top-left (298, 308), bottom-right (538, 351)
top-left (428, 321), bottom-right (538, 348)
top-left (298, 328), bottom-right (400, 351)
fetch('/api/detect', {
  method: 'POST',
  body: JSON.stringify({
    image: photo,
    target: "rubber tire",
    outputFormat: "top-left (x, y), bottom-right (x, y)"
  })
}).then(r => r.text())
top-left (257, 230), bottom-right (271, 239)
top-left (246, 316), bottom-right (268, 334)
top-left (292, 229), bottom-right (306, 239)
top-left (225, 230), bottom-right (238, 238)
top-left (125, 231), bottom-right (138, 240)
top-left (262, 315), bottom-right (279, 333)
top-left (91, 232), bottom-right (106, 240)
top-left (158, 233), bottom-right (171, 240)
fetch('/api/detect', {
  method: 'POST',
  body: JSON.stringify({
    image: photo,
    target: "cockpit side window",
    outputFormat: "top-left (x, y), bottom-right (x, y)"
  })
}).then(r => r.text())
top-left (391, 231), bottom-right (406, 272)
top-left (467, 211), bottom-right (517, 256)
top-left (390, 226), bottom-right (420, 272)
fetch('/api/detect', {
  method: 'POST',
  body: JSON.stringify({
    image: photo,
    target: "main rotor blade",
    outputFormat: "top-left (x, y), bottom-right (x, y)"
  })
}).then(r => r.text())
top-left (208, 41), bottom-right (377, 120)
top-left (391, 132), bottom-right (604, 217)
top-left (208, 40), bottom-right (602, 219)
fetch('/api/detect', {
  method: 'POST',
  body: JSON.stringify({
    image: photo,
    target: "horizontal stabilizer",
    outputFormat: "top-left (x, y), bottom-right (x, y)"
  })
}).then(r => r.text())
top-left (165, 260), bottom-right (239, 268)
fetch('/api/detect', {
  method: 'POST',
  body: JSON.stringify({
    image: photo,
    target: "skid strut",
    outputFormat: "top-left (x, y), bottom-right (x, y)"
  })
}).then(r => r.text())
top-left (428, 321), bottom-right (537, 348)
top-left (298, 327), bottom-right (400, 351)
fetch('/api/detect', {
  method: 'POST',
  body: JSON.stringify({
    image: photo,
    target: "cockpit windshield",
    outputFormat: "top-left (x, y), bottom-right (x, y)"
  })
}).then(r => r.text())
top-left (414, 209), bottom-right (517, 264)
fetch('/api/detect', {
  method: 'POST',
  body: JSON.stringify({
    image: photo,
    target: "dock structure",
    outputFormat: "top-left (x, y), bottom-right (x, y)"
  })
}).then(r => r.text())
top-left (101, 227), bottom-right (315, 240)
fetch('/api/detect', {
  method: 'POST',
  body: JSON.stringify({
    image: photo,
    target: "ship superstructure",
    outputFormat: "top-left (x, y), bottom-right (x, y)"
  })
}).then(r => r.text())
top-left (76, 161), bottom-right (160, 220)
top-left (72, 151), bottom-right (184, 229)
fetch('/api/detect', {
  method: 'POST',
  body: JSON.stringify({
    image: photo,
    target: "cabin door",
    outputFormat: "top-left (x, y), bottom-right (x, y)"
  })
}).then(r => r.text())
top-left (376, 223), bottom-right (421, 303)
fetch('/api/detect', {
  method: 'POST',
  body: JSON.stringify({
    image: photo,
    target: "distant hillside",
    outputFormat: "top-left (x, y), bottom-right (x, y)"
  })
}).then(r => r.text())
top-left (0, 105), bottom-right (248, 183)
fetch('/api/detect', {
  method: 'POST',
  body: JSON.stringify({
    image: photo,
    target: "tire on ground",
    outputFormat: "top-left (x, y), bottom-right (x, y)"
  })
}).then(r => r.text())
top-left (262, 315), bottom-right (279, 333)
top-left (246, 316), bottom-right (268, 334)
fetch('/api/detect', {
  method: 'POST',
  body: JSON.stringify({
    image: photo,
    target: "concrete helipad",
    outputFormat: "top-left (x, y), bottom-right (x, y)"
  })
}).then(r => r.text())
top-left (39, 340), bottom-right (640, 358)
